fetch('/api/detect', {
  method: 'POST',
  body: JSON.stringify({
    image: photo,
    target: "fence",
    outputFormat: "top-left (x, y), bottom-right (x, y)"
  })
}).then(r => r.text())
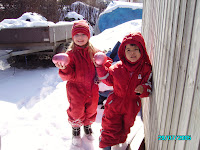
top-left (141, 0), bottom-right (200, 150)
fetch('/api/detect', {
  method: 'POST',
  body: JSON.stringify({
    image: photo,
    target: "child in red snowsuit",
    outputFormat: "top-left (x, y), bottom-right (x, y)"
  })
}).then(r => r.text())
top-left (54, 20), bottom-right (100, 146)
top-left (95, 32), bottom-right (152, 149)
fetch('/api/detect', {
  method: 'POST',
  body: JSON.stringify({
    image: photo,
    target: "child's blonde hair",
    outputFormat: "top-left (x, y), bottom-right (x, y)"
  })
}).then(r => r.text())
top-left (66, 41), bottom-right (97, 61)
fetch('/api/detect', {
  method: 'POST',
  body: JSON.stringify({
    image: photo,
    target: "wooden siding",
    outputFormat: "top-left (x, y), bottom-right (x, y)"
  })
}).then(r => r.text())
top-left (141, 0), bottom-right (200, 150)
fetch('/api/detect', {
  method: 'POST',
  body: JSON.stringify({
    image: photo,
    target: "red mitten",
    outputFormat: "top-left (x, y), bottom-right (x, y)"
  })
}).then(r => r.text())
top-left (94, 52), bottom-right (107, 66)
top-left (52, 53), bottom-right (70, 66)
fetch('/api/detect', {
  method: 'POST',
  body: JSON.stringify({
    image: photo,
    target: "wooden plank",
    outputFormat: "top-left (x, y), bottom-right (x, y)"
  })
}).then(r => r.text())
top-left (154, 0), bottom-right (162, 88)
top-left (126, 112), bottom-right (144, 150)
top-left (156, 0), bottom-right (175, 149)
top-left (153, 0), bottom-right (159, 87)
top-left (142, 1), bottom-right (166, 149)
top-left (128, 124), bottom-right (144, 150)
top-left (161, 0), bottom-right (181, 150)
top-left (168, 0), bottom-right (196, 150)
top-left (141, 1), bottom-right (151, 149)
top-left (155, 1), bottom-right (169, 149)
top-left (153, 1), bottom-right (168, 149)
top-left (185, 55), bottom-right (200, 150)
top-left (141, 98), bottom-right (150, 150)
top-left (142, 1), bottom-right (167, 149)
top-left (148, 1), bottom-right (159, 149)
top-left (157, 2), bottom-right (171, 150)
top-left (149, 1), bottom-right (158, 149)
top-left (184, 1), bottom-right (200, 149)
top-left (175, 0), bottom-right (200, 149)
top-left (142, 0), bottom-right (200, 150)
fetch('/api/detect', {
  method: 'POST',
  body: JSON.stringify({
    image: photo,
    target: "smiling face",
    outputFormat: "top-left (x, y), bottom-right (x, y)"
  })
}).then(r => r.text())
top-left (125, 44), bottom-right (141, 63)
top-left (73, 33), bottom-right (89, 47)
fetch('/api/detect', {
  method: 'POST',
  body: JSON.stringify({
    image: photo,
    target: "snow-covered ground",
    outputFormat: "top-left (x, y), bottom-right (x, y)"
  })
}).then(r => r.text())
top-left (0, 2), bottom-right (143, 150)
top-left (0, 67), bottom-right (105, 150)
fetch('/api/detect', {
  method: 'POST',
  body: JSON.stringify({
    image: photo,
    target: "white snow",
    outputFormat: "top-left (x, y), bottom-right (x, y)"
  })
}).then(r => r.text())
top-left (0, 12), bottom-right (54, 30)
top-left (100, 1), bottom-right (143, 15)
top-left (65, 12), bottom-right (84, 20)
top-left (60, 2), bottom-right (99, 26)
top-left (0, 2), bottom-right (143, 150)
top-left (90, 19), bottom-right (142, 52)
top-left (0, 12), bottom-right (73, 30)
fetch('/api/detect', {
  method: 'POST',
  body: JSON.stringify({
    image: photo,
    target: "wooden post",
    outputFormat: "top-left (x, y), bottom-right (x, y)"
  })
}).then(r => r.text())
top-left (142, 0), bottom-right (200, 149)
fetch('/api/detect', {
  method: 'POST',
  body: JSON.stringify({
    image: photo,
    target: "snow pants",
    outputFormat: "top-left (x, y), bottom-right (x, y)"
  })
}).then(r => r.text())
top-left (99, 93), bottom-right (141, 148)
top-left (66, 81), bottom-right (99, 127)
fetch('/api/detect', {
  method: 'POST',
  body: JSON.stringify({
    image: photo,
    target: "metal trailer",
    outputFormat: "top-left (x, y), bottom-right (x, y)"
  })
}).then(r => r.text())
top-left (0, 23), bottom-right (73, 60)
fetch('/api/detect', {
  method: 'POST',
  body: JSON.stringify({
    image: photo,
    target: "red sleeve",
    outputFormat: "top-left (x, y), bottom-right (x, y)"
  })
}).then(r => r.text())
top-left (96, 59), bottom-right (113, 86)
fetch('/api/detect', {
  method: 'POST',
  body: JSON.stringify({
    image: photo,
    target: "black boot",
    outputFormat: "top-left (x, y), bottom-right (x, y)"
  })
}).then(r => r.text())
top-left (72, 127), bottom-right (81, 146)
top-left (84, 125), bottom-right (93, 135)
top-left (84, 125), bottom-right (94, 140)
top-left (72, 127), bottom-right (80, 136)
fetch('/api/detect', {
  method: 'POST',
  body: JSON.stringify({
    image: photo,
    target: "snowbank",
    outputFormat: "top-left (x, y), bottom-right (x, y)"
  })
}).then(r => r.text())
top-left (90, 19), bottom-right (142, 52)
top-left (95, 1), bottom-right (143, 33)
top-left (0, 12), bottom-right (73, 30)
top-left (65, 11), bottom-right (84, 20)
top-left (0, 12), bottom-right (54, 30)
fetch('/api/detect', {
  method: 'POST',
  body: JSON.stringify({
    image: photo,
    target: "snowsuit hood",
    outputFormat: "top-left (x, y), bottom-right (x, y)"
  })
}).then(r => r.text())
top-left (118, 32), bottom-right (151, 72)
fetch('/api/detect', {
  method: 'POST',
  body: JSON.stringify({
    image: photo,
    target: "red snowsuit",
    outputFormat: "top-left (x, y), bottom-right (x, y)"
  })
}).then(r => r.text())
top-left (97, 32), bottom-right (152, 148)
top-left (59, 45), bottom-right (99, 127)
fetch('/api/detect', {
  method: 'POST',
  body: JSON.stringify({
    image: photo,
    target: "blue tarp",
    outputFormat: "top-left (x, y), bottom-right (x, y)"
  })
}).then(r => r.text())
top-left (98, 8), bottom-right (142, 32)
top-left (106, 41), bottom-right (121, 62)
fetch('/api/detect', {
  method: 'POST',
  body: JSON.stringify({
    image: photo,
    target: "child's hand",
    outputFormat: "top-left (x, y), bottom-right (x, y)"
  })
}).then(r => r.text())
top-left (55, 62), bottom-right (66, 70)
top-left (134, 85), bottom-right (144, 95)
top-left (94, 52), bottom-right (107, 66)
top-left (52, 53), bottom-right (70, 66)
top-left (93, 58), bottom-right (102, 67)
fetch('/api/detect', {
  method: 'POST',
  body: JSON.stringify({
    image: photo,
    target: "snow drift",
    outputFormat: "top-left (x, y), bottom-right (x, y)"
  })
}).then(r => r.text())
top-left (95, 1), bottom-right (143, 33)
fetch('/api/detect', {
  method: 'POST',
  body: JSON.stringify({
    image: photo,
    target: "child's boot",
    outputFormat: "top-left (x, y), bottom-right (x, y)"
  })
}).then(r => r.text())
top-left (84, 125), bottom-right (94, 140)
top-left (72, 127), bottom-right (81, 146)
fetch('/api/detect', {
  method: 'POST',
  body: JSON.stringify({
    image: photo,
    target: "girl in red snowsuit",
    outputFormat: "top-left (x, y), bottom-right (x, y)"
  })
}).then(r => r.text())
top-left (55, 20), bottom-right (99, 146)
top-left (96, 32), bottom-right (152, 149)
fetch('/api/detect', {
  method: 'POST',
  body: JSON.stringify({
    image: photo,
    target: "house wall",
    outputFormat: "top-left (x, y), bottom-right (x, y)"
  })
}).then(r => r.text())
top-left (141, 0), bottom-right (200, 150)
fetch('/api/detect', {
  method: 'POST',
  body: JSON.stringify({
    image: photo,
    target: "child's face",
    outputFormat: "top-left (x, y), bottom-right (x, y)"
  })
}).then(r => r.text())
top-left (73, 33), bottom-right (89, 46)
top-left (125, 44), bottom-right (141, 62)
